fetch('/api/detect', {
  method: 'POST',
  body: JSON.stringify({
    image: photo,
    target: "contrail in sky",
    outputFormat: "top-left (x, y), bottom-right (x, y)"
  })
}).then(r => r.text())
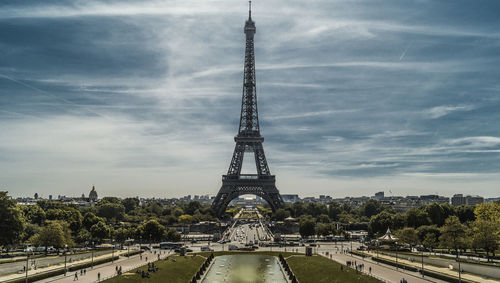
top-left (399, 42), bottom-right (413, 61)
top-left (0, 73), bottom-right (113, 121)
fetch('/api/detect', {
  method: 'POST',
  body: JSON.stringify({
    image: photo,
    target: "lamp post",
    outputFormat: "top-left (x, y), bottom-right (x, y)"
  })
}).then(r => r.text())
top-left (421, 247), bottom-right (425, 278)
top-left (64, 245), bottom-right (68, 275)
top-left (112, 240), bottom-right (115, 263)
top-left (25, 243), bottom-right (30, 283)
top-left (458, 251), bottom-right (462, 283)
top-left (91, 241), bottom-right (94, 269)
top-left (395, 242), bottom-right (398, 270)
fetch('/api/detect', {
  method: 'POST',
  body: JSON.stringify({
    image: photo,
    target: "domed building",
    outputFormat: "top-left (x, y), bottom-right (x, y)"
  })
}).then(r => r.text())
top-left (89, 186), bottom-right (98, 203)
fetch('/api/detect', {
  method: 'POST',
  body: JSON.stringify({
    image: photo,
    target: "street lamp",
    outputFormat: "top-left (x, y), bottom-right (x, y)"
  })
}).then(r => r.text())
top-left (112, 240), bottom-right (115, 263)
top-left (64, 244), bottom-right (68, 275)
top-left (91, 242), bottom-right (94, 269)
top-left (395, 242), bottom-right (398, 270)
top-left (25, 243), bottom-right (30, 283)
top-left (421, 246), bottom-right (425, 278)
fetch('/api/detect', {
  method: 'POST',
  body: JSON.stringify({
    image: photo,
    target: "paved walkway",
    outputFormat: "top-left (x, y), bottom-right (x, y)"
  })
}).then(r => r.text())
top-left (363, 251), bottom-right (499, 283)
top-left (37, 249), bottom-right (171, 283)
top-left (326, 251), bottom-right (444, 283)
top-left (0, 250), bottom-right (129, 283)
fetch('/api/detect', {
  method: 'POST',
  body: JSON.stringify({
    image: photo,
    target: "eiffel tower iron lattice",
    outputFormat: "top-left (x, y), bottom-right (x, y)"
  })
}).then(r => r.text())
top-left (212, 2), bottom-right (284, 217)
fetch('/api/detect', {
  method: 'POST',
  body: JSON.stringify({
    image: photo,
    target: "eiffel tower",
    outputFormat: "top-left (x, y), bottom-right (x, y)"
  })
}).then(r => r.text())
top-left (212, 2), bottom-right (284, 217)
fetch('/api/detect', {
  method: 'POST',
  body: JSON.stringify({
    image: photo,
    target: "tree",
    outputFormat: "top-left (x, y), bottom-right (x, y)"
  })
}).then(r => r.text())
top-left (97, 202), bottom-right (125, 221)
top-left (90, 221), bottom-right (111, 242)
top-left (30, 221), bottom-right (69, 252)
top-left (369, 211), bottom-right (393, 236)
top-left (83, 212), bottom-right (103, 230)
top-left (360, 200), bottom-right (383, 218)
top-left (406, 208), bottom-right (430, 228)
top-left (425, 203), bottom-right (446, 226)
top-left (470, 219), bottom-right (499, 262)
top-left (328, 202), bottom-right (342, 221)
top-left (317, 214), bottom-right (331, 223)
top-left (299, 219), bottom-right (316, 238)
top-left (422, 233), bottom-right (438, 253)
top-left (316, 223), bottom-right (334, 237)
top-left (455, 205), bottom-right (475, 223)
top-left (122, 198), bottom-right (140, 214)
top-left (474, 202), bottom-right (500, 223)
top-left (76, 229), bottom-right (92, 244)
top-left (416, 225), bottom-right (440, 243)
top-left (273, 209), bottom-right (290, 221)
top-left (165, 228), bottom-right (181, 242)
top-left (178, 214), bottom-right (194, 224)
top-left (172, 207), bottom-right (184, 218)
top-left (140, 219), bottom-right (165, 242)
top-left (396, 227), bottom-right (418, 249)
top-left (0, 192), bottom-right (25, 247)
top-left (21, 205), bottom-right (46, 225)
top-left (114, 228), bottom-right (130, 245)
top-left (439, 216), bottom-right (467, 259)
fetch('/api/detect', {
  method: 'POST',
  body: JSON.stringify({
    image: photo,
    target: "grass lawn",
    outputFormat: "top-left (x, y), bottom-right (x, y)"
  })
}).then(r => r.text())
top-left (103, 255), bottom-right (205, 283)
top-left (287, 255), bottom-right (382, 283)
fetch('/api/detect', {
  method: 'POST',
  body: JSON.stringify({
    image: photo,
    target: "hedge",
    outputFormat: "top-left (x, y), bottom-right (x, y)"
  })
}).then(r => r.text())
top-left (421, 268), bottom-right (476, 283)
top-left (371, 256), bottom-right (418, 272)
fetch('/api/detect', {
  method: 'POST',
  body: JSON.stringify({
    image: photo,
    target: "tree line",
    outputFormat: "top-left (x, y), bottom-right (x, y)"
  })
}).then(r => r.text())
top-left (0, 192), bottom-right (217, 252)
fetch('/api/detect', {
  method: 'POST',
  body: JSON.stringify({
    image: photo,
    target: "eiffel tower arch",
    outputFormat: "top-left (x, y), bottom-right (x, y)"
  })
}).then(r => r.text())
top-left (212, 2), bottom-right (284, 217)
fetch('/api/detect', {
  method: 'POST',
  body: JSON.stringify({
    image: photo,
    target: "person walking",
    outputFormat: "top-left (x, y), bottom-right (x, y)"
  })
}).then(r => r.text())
top-left (97, 272), bottom-right (100, 281)
top-left (74, 272), bottom-right (78, 281)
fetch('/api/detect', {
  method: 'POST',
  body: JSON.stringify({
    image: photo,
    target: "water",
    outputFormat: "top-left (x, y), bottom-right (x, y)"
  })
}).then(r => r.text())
top-left (202, 254), bottom-right (288, 283)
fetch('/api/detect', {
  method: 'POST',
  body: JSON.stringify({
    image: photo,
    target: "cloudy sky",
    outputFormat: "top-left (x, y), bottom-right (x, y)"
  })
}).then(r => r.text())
top-left (1, 0), bottom-right (500, 199)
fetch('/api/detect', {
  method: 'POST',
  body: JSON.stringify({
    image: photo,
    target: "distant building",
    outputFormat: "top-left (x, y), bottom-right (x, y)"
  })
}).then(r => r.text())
top-left (465, 195), bottom-right (484, 206)
top-left (34, 193), bottom-right (38, 199)
top-left (48, 195), bottom-right (52, 200)
top-left (89, 186), bottom-right (98, 202)
top-left (451, 194), bottom-right (465, 206)
top-left (374, 191), bottom-right (384, 200)
top-left (281, 194), bottom-right (299, 203)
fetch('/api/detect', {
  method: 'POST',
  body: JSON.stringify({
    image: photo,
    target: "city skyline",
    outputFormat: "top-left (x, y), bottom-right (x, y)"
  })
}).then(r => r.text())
top-left (1, 1), bottom-right (500, 198)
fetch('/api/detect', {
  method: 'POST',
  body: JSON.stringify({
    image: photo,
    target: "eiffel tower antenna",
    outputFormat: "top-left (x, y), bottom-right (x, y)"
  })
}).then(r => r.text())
top-left (249, 1), bottom-right (252, 19)
top-left (212, 4), bottom-right (283, 217)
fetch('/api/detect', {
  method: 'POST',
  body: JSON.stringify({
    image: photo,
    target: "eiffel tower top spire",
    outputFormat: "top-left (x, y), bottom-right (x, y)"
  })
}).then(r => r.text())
top-left (239, 0), bottom-right (259, 137)
top-left (248, 1), bottom-right (252, 19)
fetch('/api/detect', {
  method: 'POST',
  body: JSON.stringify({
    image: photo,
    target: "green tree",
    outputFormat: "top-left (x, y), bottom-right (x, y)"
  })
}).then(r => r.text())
top-left (317, 214), bottom-right (331, 223)
top-left (406, 208), bottom-right (430, 228)
top-left (328, 202), bottom-right (342, 221)
top-left (90, 221), bottom-right (111, 242)
top-left (422, 232), bottom-right (438, 253)
top-left (122, 198), bottom-right (140, 213)
top-left (30, 221), bottom-right (70, 252)
top-left (396, 227), bottom-right (418, 249)
top-left (165, 228), bottom-right (182, 242)
top-left (0, 192), bottom-right (25, 247)
top-left (360, 200), bottom-right (383, 218)
top-left (178, 214), bottom-right (194, 224)
top-left (455, 205), bottom-right (475, 223)
top-left (140, 219), bottom-right (165, 242)
top-left (273, 209), bottom-right (290, 221)
top-left (114, 227), bottom-right (130, 245)
top-left (316, 223), bottom-right (334, 237)
top-left (416, 225), bottom-right (440, 243)
top-left (76, 229), bottom-right (92, 244)
top-left (21, 205), bottom-right (46, 225)
top-left (83, 212), bottom-right (103, 230)
top-left (369, 211), bottom-right (393, 236)
top-left (439, 216), bottom-right (467, 259)
top-left (470, 219), bottom-right (499, 262)
top-left (172, 207), bottom-right (184, 217)
top-left (425, 203), bottom-right (446, 226)
top-left (299, 218), bottom-right (316, 238)
top-left (97, 202), bottom-right (125, 221)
